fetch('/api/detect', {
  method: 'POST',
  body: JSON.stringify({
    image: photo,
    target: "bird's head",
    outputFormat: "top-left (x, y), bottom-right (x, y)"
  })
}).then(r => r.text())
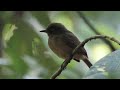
top-left (40, 23), bottom-right (68, 36)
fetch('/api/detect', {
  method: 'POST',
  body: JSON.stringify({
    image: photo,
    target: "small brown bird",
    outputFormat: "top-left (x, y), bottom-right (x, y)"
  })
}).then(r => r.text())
top-left (40, 23), bottom-right (92, 68)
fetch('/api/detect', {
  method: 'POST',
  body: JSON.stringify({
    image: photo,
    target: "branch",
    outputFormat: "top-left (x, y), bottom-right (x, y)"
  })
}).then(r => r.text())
top-left (77, 11), bottom-right (116, 51)
top-left (50, 35), bottom-right (120, 79)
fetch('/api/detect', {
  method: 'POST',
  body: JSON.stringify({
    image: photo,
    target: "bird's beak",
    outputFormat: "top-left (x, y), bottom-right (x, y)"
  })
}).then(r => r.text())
top-left (40, 30), bottom-right (47, 33)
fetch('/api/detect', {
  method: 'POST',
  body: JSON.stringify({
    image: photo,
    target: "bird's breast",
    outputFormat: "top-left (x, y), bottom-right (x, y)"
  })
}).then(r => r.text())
top-left (48, 36), bottom-right (72, 59)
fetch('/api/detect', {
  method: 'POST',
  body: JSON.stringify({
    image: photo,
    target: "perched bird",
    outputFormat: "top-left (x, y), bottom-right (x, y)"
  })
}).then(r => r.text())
top-left (40, 23), bottom-right (92, 68)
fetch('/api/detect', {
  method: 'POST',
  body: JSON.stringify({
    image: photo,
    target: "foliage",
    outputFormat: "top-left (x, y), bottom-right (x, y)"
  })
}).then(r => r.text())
top-left (1, 11), bottom-right (120, 79)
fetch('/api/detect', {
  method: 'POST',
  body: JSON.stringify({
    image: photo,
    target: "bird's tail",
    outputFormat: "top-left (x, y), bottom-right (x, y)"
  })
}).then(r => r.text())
top-left (82, 55), bottom-right (92, 68)
top-left (73, 55), bottom-right (92, 68)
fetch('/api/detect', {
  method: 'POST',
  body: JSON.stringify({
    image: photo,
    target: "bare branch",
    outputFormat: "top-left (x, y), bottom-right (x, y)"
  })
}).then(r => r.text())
top-left (77, 11), bottom-right (116, 51)
top-left (50, 35), bottom-right (120, 79)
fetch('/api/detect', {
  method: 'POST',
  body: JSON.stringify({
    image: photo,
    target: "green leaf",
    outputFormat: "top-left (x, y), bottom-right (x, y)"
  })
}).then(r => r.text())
top-left (32, 38), bottom-right (45, 56)
top-left (84, 50), bottom-right (120, 79)
top-left (3, 24), bottom-right (17, 43)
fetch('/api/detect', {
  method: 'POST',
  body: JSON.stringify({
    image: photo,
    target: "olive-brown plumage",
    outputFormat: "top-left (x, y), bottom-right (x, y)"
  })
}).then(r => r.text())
top-left (40, 23), bottom-right (92, 68)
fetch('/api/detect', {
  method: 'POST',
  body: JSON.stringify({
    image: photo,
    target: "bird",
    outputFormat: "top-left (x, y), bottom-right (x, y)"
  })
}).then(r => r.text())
top-left (40, 23), bottom-right (92, 68)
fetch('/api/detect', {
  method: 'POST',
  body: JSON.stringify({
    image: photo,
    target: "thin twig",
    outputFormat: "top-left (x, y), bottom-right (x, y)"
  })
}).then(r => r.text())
top-left (50, 35), bottom-right (120, 79)
top-left (77, 11), bottom-right (116, 51)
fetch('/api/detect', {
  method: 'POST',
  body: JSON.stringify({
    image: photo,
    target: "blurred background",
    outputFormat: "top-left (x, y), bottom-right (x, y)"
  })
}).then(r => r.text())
top-left (0, 11), bottom-right (120, 79)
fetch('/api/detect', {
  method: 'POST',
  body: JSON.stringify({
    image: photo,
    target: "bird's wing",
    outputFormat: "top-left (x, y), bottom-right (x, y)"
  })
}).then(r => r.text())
top-left (61, 32), bottom-right (80, 48)
top-left (61, 32), bottom-right (88, 57)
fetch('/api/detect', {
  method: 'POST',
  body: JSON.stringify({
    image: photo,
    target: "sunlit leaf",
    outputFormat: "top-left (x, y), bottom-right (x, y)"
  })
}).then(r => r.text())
top-left (3, 24), bottom-right (17, 43)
